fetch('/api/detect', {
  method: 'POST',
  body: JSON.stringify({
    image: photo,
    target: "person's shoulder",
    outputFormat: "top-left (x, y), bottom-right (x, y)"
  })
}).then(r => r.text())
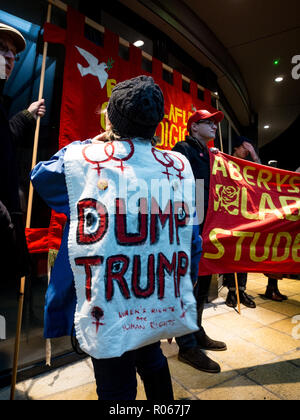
top-left (167, 148), bottom-right (187, 160)
top-left (166, 148), bottom-right (194, 178)
top-left (172, 139), bottom-right (195, 161)
top-left (172, 140), bottom-right (189, 152)
top-left (71, 139), bottom-right (92, 146)
top-left (56, 139), bottom-right (92, 159)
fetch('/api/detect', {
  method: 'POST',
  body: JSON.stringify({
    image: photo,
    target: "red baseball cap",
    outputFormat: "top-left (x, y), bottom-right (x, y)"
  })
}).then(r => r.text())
top-left (187, 109), bottom-right (224, 132)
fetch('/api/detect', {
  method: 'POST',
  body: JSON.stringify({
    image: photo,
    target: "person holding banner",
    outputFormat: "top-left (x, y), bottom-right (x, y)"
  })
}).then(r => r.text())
top-left (31, 75), bottom-right (202, 400)
top-left (172, 109), bottom-right (227, 374)
top-left (223, 136), bottom-right (259, 309)
top-left (0, 23), bottom-right (46, 281)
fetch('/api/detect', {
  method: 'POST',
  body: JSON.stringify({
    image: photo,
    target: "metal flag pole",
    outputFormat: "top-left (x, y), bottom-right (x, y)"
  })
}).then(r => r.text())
top-left (216, 99), bottom-right (241, 315)
top-left (10, 3), bottom-right (52, 400)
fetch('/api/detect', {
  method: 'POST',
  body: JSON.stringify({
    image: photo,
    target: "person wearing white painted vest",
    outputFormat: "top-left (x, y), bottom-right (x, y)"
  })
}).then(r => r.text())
top-left (31, 75), bottom-right (202, 400)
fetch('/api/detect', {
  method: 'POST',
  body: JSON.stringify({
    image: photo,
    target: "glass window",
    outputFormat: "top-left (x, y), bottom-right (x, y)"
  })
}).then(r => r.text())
top-left (0, 10), bottom-right (73, 382)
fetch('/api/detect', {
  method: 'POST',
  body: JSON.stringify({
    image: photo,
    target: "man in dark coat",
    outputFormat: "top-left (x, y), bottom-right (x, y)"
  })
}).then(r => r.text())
top-left (0, 23), bottom-right (46, 280)
top-left (172, 109), bottom-right (227, 373)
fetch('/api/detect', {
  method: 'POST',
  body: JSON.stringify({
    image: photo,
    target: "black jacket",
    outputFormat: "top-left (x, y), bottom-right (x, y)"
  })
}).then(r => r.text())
top-left (172, 135), bottom-right (211, 228)
top-left (0, 83), bottom-right (35, 279)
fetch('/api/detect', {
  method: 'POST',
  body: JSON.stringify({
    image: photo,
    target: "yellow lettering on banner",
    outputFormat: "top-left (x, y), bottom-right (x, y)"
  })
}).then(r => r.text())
top-left (175, 107), bottom-right (182, 123)
top-left (169, 124), bottom-right (178, 148)
top-left (287, 176), bottom-right (300, 194)
top-left (183, 110), bottom-right (188, 126)
top-left (214, 185), bottom-right (222, 212)
top-left (100, 101), bottom-right (108, 130)
top-left (241, 187), bottom-right (259, 220)
top-left (228, 161), bottom-right (243, 181)
top-left (156, 121), bottom-right (187, 149)
top-left (204, 228), bottom-right (300, 263)
top-left (212, 156), bottom-right (227, 177)
top-left (276, 173), bottom-right (290, 192)
top-left (257, 169), bottom-right (272, 190)
top-left (243, 166), bottom-right (256, 186)
top-left (106, 79), bottom-right (117, 98)
top-left (272, 232), bottom-right (292, 261)
top-left (279, 196), bottom-right (300, 221)
top-left (156, 121), bottom-right (164, 147)
top-left (250, 233), bottom-right (274, 262)
top-left (169, 104), bottom-right (176, 122)
top-left (232, 231), bottom-right (254, 261)
top-left (292, 233), bottom-right (300, 262)
top-left (204, 228), bottom-right (231, 259)
top-left (165, 122), bottom-right (169, 148)
top-left (259, 193), bottom-right (284, 220)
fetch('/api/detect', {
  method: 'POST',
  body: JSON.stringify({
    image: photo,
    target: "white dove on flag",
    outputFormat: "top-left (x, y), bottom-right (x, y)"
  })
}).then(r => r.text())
top-left (75, 46), bottom-right (108, 89)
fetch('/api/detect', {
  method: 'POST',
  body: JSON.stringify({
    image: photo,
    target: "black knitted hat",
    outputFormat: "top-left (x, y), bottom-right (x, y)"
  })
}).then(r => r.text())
top-left (107, 75), bottom-right (164, 139)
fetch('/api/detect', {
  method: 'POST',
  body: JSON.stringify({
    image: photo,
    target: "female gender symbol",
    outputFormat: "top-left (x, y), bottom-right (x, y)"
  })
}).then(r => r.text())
top-left (151, 148), bottom-right (185, 180)
top-left (82, 140), bottom-right (135, 176)
top-left (91, 306), bottom-right (105, 333)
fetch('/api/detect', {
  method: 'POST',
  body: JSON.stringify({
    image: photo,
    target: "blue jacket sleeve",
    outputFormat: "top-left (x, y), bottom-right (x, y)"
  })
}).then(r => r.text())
top-left (31, 146), bottom-right (69, 215)
top-left (191, 222), bottom-right (202, 283)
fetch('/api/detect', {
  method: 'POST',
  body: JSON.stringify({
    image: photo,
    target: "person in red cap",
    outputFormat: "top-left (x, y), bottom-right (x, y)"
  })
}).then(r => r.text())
top-left (172, 109), bottom-right (227, 374)
top-left (0, 23), bottom-right (46, 281)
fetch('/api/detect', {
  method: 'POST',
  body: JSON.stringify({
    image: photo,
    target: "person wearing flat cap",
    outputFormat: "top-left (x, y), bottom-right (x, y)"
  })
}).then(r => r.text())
top-left (172, 109), bottom-right (227, 374)
top-left (31, 75), bottom-right (202, 400)
top-left (0, 23), bottom-right (46, 281)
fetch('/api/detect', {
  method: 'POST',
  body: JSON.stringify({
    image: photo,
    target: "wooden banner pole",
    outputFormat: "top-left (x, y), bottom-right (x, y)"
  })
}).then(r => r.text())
top-left (10, 3), bottom-right (52, 400)
top-left (234, 273), bottom-right (241, 315)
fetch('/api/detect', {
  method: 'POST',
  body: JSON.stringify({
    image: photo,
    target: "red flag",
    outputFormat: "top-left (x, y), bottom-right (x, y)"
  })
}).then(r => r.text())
top-left (27, 5), bottom-right (218, 253)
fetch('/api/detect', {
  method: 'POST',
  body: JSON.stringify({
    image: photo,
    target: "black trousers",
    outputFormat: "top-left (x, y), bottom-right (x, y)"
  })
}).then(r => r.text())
top-left (91, 341), bottom-right (171, 400)
top-left (223, 272), bottom-right (248, 290)
top-left (194, 274), bottom-right (212, 327)
top-left (176, 274), bottom-right (212, 350)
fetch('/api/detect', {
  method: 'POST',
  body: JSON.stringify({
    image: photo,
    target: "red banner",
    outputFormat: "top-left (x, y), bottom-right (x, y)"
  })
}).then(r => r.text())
top-left (199, 152), bottom-right (300, 275)
top-left (28, 6), bottom-right (218, 252)
top-left (44, 7), bottom-right (216, 150)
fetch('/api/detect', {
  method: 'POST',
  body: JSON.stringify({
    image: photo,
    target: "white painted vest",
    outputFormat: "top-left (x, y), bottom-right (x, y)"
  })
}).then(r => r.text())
top-left (64, 138), bottom-right (198, 359)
